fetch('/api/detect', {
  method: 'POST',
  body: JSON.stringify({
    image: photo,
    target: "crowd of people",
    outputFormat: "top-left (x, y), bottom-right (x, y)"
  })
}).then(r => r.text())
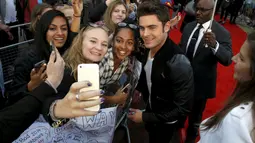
top-left (0, 0), bottom-right (255, 143)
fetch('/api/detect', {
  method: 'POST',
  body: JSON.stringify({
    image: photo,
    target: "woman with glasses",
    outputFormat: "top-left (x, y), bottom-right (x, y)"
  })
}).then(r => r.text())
top-left (99, 19), bottom-right (139, 107)
top-left (42, 24), bottom-right (109, 127)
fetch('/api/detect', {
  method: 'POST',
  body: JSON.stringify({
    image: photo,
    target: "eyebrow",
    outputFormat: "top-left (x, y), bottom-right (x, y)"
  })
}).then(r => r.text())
top-left (116, 36), bottom-right (134, 41)
top-left (50, 24), bottom-right (68, 27)
top-left (90, 37), bottom-right (108, 43)
top-left (139, 25), bottom-right (157, 28)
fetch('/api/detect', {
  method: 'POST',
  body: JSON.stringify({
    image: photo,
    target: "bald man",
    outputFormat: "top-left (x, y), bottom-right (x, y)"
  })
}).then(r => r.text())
top-left (179, 0), bottom-right (232, 142)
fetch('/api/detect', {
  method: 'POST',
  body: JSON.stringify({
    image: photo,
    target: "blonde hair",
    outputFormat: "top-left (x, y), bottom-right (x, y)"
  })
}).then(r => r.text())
top-left (103, 0), bottom-right (128, 33)
top-left (63, 26), bottom-right (109, 80)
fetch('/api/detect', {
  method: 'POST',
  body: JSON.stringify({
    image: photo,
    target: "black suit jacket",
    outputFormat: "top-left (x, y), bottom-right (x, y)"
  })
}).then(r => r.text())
top-left (180, 21), bottom-right (232, 99)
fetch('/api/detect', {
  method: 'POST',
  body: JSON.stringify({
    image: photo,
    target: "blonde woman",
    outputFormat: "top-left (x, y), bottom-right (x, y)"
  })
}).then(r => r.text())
top-left (103, 0), bottom-right (128, 34)
top-left (42, 25), bottom-right (110, 127)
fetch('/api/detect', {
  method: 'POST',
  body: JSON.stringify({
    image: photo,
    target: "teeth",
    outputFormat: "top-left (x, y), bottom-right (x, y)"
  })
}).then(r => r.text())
top-left (91, 51), bottom-right (101, 56)
top-left (120, 51), bottom-right (126, 55)
top-left (55, 38), bottom-right (63, 40)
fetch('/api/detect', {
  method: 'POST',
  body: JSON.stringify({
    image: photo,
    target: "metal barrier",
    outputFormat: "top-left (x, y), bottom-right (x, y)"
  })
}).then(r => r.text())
top-left (0, 22), bottom-right (33, 85)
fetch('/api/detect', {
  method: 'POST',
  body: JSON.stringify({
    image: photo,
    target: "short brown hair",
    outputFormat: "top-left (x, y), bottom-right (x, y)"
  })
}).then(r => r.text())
top-left (137, 1), bottom-right (170, 24)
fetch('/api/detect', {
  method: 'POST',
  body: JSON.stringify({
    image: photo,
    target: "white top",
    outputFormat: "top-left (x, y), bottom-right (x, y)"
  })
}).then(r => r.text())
top-left (186, 20), bottom-right (219, 56)
top-left (144, 51), bottom-right (154, 109)
top-left (199, 102), bottom-right (254, 143)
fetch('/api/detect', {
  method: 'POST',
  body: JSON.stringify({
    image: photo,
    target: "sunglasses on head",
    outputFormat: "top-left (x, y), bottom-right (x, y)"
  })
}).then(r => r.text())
top-left (86, 22), bottom-right (110, 32)
top-left (117, 22), bottom-right (138, 29)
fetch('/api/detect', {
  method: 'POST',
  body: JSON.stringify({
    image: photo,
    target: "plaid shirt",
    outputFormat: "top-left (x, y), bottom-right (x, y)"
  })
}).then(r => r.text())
top-left (99, 48), bottom-right (129, 88)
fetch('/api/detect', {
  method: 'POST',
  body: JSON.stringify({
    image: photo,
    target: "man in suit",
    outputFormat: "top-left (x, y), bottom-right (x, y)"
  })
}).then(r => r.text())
top-left (180, 0), bottom-right (233, 142)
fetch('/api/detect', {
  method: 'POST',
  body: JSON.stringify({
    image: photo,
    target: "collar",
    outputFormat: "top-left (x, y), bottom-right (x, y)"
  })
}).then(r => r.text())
top-left (197, 20), bottom-right (211, 30)
top-left (152, 38), bottom-right (182, 62)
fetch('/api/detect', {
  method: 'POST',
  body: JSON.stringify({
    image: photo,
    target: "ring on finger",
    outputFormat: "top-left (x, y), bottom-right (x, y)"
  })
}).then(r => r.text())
top-left (76, 94), bottom-right (80, 101)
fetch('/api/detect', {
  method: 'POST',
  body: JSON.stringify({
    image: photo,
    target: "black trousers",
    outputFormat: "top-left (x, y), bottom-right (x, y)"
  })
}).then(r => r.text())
top-left (186, 97), bottom-right (207, 141)
top-left (220, 6), bottom-right (231, 21)
top-left (230, 4), bottom-right (243, 22)
top-left (146, 123), bottom-right (178, 143)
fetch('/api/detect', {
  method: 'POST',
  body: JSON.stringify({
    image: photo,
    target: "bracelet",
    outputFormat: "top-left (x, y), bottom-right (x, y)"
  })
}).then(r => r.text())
top-left (52, 118), bottom-right (69, 128)
top-left (73, 14), bottom-right (81, 17)
top-left (49, 100), bottom-right (62, 122)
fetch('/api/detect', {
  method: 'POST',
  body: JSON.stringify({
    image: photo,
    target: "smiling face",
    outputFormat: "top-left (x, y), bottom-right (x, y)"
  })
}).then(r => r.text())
top-left (232, 41), bottom-right (252, 82)
top-left (113, 28), bottom-right (135, 60)
top-left (139, 14), bottom-right (169, 50)
top-left (111, 4), bottom-right (127, 24)
top-left (82, 28), bottom-right (109, 62)
top-left (46, 16), bottom-right (68, 48)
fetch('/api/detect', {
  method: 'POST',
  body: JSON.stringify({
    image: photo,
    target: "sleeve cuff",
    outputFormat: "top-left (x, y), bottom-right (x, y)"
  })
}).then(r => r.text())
top-left (142, 112), bottom-right (160, 123)
top-left (30, 82), bottom-right (55, 103)
top-left (45, 80), bottom-right (58, 93)
top-left (211, 41), bottom-right (219, 55)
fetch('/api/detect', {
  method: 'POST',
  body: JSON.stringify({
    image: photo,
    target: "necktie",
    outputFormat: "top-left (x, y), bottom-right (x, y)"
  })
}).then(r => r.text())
top-left (186, 24), bottom-right (203, 61)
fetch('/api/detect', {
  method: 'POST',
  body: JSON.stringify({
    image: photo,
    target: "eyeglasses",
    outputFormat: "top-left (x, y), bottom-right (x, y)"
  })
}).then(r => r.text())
top-left (117, 22), bottom-right (138, 29)
top-left (86, 22), bottom-right (110, 32)
top-left (195, 7), bottom-right (213, 12)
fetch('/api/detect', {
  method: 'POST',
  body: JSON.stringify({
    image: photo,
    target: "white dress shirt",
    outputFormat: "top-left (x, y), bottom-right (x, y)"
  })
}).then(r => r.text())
top-left (186, 20), bottom-right (219, 57)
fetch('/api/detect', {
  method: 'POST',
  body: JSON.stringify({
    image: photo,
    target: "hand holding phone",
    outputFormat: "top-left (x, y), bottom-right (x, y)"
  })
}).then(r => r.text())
top-left (77, 64), bottom-right (100, 112)
top-left (121, 83), bottom-right (131, 93)
top-left (50, 41), bottom-right (57, 62)
top-left (34, 60), bottom-right (46, 72)
top-left (29, 62), bottom-right (47, 91)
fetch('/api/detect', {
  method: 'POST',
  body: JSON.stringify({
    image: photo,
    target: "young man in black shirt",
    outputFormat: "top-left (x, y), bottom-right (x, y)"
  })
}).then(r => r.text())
top-left (128, 2), bottom-right (194, 143)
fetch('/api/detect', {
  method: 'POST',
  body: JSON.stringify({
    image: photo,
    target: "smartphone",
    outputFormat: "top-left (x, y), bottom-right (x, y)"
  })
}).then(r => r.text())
top-left (34, 60), bottom-right (46, 72)
top-left (50, 41), bottom-right (57, 62)
top-left (77, 64), bottom-right (100, 112)
top-left (121, 83), bottom-right (131, 93)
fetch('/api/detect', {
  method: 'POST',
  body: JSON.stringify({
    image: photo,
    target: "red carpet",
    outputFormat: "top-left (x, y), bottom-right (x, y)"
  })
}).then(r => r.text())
top-left (169, 12), bottom-right (247, 141)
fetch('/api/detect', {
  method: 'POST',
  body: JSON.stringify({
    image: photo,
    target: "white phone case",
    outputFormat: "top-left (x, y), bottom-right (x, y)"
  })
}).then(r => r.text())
top-left (77, 64), bottom-right (100, 111)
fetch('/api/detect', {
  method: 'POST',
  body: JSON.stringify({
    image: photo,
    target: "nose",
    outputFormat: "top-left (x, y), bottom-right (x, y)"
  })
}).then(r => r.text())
top-left (196, 9), bottom-right (201, 16)
top-left (232, 55), bottom-right (237, 63)
top-left (143, 29), bottom-right (150, 37)
top-left (56, 28), bottom-right (63, 35)
top-left (118, 12), bottom-right (123, 17)
top-left (95, 43), bottom-right (103, 51)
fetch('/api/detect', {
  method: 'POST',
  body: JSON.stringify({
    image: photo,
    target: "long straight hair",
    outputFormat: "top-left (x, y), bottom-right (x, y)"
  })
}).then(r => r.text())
top-left (103, 0), bottom-right (128, 33)
top-left (202, 32), bottom-right (255, 141)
